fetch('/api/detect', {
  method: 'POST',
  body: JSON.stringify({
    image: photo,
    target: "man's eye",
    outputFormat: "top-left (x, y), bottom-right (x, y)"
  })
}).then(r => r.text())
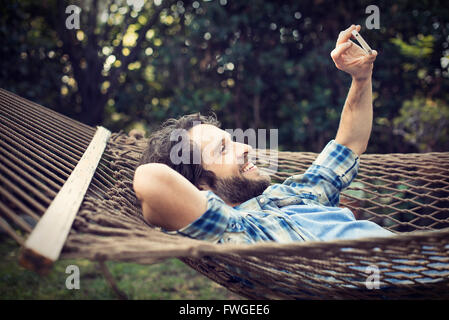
top-left (221, 143), bottom-right (226, 153)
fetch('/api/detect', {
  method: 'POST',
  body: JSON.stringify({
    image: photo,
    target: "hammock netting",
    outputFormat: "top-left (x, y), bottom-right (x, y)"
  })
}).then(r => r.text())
top-left (1, 88), bottom-right (449, 299)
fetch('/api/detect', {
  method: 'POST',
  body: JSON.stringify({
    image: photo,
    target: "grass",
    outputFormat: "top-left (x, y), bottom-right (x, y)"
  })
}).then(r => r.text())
top-left (0, 236), bottom-right (243, 300)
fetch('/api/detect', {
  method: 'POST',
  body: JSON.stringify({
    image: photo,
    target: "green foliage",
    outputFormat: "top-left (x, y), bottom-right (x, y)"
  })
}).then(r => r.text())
top-left (393, 97), bottom-right (449, 152)
top-left (1, 0), bottom-right (449, 152)
top-left (390, 34), bottom-right (435, 59)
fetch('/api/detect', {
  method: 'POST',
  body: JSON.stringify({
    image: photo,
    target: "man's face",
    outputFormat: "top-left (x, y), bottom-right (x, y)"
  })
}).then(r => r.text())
top-left (188, 124), bottom-right (271, 205)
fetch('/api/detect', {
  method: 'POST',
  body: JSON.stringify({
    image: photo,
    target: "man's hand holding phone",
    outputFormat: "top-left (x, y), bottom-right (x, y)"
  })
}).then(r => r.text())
top-left (330, 25), bottom-right (378, 81)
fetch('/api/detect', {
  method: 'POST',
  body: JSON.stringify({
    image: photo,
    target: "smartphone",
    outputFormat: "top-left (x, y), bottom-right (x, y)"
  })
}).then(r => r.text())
top-left (351, 30), bottom-right (373, 55)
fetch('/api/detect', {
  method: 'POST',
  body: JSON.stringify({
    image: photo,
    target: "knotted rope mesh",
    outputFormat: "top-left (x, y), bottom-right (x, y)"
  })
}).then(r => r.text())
top-left (1, 88), bottom-right (448, 299)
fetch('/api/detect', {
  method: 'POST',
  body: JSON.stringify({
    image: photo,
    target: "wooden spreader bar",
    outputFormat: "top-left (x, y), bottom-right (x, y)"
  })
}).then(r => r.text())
top-left (19, 126), bottom-right (111, 275)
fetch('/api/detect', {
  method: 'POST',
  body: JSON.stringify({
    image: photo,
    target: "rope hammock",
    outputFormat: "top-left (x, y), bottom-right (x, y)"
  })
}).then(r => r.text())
top-left (1, 88), bottom-right (449, 299)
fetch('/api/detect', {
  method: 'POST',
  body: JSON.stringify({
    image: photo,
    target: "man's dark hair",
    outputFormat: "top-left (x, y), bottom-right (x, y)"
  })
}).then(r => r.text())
top-left (139, 113), bottom-right (220, 189)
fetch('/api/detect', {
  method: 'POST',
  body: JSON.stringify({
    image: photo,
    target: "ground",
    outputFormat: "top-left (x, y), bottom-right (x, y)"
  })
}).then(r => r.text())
top-left (0, 236), bottom-right (243, 300)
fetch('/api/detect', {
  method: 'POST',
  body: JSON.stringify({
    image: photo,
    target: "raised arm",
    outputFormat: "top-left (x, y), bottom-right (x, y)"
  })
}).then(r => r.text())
top-left (267, 25), bottom-right (378, 207)
top-left (133, 163), bottom-right (207, 231)
top-left (330, 25), bottom-right (378, 155)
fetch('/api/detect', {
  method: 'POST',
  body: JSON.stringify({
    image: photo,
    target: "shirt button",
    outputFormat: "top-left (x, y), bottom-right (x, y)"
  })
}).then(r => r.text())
top-left (259, 198), bottom-right (265, 204)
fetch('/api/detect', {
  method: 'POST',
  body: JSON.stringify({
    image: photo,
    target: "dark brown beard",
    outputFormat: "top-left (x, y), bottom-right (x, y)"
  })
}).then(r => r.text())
top-left (211, 173), bottom-right (271, 205)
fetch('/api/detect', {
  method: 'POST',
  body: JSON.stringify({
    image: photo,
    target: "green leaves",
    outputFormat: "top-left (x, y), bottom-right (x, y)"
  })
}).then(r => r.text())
top-left (393, 97), bottom-right (449, 152)
top-left (390, 34), bottom-right (435, 59)
top-left (2, 0), bottom-right (448, 153)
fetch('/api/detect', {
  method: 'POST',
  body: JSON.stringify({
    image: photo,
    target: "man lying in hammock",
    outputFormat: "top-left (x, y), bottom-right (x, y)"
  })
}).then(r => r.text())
top-left (133, 25), bottom-right (394, 244)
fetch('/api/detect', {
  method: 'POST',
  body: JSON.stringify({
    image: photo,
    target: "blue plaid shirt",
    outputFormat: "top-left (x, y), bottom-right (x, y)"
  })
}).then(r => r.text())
top-left (166, 140), bottom-right (393, 244)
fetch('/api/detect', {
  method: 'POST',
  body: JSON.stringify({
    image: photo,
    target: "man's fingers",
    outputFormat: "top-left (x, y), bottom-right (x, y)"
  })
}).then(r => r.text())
top-left (336, 24), bottom-right (359, 45)
top-left (364, 50), bottom-right (378, 63)
top-left (331, 41), bottom-right (353, 60)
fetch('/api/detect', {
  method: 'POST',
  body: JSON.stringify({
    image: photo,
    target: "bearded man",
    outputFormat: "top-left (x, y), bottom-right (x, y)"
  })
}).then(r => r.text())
top-left (133, 25), bottom-right (393, 244)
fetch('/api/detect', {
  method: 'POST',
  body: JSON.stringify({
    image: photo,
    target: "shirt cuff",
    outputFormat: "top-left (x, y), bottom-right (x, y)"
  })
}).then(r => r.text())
top-left (164, 190), bottom-right (230, 243)
top-left (313, 140), bottom-right (360, 187)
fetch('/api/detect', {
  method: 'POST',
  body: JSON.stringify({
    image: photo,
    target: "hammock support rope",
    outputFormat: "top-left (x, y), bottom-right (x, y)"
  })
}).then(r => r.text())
top-left (0, 88), bottom-right (448, 299)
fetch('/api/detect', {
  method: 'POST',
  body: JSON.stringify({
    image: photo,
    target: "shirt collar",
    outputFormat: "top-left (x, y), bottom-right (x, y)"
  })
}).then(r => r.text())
top-left (233, 195), bottom-right (267, 211)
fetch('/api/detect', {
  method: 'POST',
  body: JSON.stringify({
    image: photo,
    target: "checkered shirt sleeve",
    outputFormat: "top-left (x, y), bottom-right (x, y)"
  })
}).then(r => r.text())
top-left (280, 139), bottom-right (360, 207)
